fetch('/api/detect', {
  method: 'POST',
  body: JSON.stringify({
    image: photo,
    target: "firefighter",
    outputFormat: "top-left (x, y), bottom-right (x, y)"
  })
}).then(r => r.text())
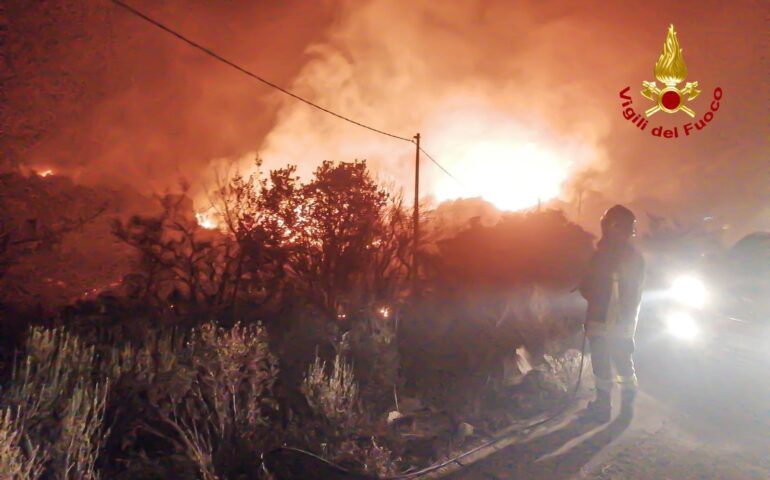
top-left (579, 205), bottom-right (645, 422)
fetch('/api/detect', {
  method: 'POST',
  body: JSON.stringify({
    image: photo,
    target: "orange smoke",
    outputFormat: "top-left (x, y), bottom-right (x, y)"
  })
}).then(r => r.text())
top-left (218, 0), bottom-right (608, 213)
top-left (8, 1), bottom-right (767, 237)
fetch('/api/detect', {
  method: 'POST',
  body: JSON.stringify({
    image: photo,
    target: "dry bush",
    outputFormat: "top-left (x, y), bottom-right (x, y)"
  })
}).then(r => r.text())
top-left (220, 160), bottom-right (411, 322)
top-left (99, 330), bottom-right (198, 479)
top-left (111, 193), bottom-right (244, 315)
top-left (59, 380), bottom-right (110, 480)
top-left (301, 352), bottom-right (360, 430)
top-left (1, 327), bottom-right (110, 480)
top-left (524, 285), bottom-right (575, 355)
top-left (522, 286), bottom-right (591, 395)
top-left (298, 350), bottom-right (399, 476)
top-left (334, 437), bottom-right (397, 477)
top-left (131, 322), bottom-right (279, 480)
top-left (0, 407), bottom-right (46, 480)
top-left (347, 312), bottom-right (401, 410)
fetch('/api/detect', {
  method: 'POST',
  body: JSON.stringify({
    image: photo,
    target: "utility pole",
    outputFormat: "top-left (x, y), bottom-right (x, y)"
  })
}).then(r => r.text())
top-left (577, 189), bottom-right (583, 224)
top-left (412, 133), bottom-right (421, 295)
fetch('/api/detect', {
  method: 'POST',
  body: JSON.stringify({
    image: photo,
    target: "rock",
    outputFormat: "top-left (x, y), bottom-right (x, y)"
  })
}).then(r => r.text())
top-left (502, 347), bottom-right (533, 386)
top-left (456, 422), bottom-right (474, 438)
top-left (387, 410), bottom-right (404, 424)
top-left (387, 410), bottom-right (414, 429)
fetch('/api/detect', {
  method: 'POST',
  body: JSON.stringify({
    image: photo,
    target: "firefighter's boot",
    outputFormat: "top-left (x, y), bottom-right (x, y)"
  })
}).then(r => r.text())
top-left (580, 390), bottom-right (611, 423)
top-left (620, 388), bottom-right (637, 419)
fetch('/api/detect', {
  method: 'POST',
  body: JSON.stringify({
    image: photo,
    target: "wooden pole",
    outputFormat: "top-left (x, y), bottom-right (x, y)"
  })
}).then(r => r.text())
top-left (412, 133), bottom-right (421, 294)
top-left (577, 189), bottom-right (583, 224)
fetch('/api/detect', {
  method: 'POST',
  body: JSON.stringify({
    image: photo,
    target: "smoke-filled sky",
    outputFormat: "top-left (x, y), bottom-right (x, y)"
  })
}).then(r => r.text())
top-left (4, 0), bottom-right (768, 239)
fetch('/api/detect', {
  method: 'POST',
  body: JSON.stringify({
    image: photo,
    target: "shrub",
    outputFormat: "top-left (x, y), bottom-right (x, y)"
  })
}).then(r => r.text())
top-left (220, 160), bottom-right (411, 323)
top-left (111, 193), bottom-right (245, 317)
top-left (301, 352), bottom-right (360, 430)
top-left (134, 322), bottom-right (279, 480)
top-left (0, 407), bottom-right (46, 480)
top-left (1, 327), bottom-right (110, 480)
top-left (297, 350), bottom-right (399, 476)
top-left (347, 313), bottom-right (401, 410)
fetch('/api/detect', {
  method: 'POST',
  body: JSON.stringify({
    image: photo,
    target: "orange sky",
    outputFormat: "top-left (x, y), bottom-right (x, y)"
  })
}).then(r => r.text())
top-left (4, 0), bottom-right (768, 239)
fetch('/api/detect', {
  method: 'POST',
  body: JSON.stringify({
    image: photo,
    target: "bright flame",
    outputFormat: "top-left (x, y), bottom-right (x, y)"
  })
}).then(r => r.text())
top-left (40, 169), bottom-right (54, 177)
top-left (440, 141), bottom-right (566, 211)
top-left (229, 100), bottom-right (584, 214)
top-left (425, 104), bottom-right (578, 211)
top-left (195, 211), bottom-right (218, 230)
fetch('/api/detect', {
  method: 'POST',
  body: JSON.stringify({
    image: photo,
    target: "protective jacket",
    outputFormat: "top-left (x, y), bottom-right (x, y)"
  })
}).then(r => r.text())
top-left (579, 240), bottom-right (645, 338)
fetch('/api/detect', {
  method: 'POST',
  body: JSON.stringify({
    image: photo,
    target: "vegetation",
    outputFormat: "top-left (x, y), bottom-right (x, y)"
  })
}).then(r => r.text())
top-left (0, 159), bottom-right (600, 478)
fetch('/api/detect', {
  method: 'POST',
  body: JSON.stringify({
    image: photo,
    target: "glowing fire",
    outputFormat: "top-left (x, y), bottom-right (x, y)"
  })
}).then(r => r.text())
top-left (425, 105), bottom-right (577, 212)
top-left (431, 140), bottom-right (570, 211)
top-left (195, 211), bottom-right (218, 229)
top-left (40, 169), bottom-right (54, 177)
top-left (451, 141), bottom-right (566, 211)
top-left (224, 101), bottom-right (583, 215)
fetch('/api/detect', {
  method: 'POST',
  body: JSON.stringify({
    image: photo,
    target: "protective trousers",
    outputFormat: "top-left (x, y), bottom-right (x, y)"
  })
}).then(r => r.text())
top-left (589, 335), bottom-right (637, 393)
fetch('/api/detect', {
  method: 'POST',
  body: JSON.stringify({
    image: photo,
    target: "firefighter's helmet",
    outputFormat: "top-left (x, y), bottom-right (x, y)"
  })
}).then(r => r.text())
top-left (601, 204), bottom-right (636, 237)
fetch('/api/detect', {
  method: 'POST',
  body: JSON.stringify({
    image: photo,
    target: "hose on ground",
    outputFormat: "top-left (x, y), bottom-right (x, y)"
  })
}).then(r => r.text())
top-left (264, 331), bottom-right (589, 479)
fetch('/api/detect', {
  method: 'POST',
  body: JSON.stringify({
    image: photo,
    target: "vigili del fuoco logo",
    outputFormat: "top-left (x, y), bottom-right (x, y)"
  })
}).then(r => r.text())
top-left (619, 24), bottom-right (723, 139)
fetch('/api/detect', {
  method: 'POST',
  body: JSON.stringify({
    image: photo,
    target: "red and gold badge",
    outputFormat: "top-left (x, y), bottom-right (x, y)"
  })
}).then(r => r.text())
top-left (641, 24), bottom-right (701, 118)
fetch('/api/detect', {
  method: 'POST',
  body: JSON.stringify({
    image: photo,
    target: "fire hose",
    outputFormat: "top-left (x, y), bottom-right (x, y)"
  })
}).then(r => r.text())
top-left (262, 330), bottom-right (588, 479)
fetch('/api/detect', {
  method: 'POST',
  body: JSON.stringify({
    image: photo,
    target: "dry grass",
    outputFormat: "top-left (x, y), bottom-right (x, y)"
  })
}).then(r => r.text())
top-left (301, 351), bottom-right (360, 430)
top-left (0, 407), bottom-right (46, 480)
top-left (59, 379), bottom-right (109, 480)
top-left (133, 322), bottom-right (279, 480)
top-left (1, 327), bottom-right (110, 480)
top-left (299, 350), bottom-right (399, 476)
top-left (1, 321), bottom-right (402, 479)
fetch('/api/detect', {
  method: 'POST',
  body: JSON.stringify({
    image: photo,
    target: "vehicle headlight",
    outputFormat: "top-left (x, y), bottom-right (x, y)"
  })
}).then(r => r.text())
top-left (665, 312), bottom-right (700, 340)
top-left (669, 275), bottom-right (708, 309)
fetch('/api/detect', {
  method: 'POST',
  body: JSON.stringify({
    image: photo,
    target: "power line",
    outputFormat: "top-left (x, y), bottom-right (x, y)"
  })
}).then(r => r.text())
top-left (109, 0), bottom-right (467, 190)
top-left (110, 0), bottom-right (412, 143)
top-left (419, 146), bottom-right (469, 190)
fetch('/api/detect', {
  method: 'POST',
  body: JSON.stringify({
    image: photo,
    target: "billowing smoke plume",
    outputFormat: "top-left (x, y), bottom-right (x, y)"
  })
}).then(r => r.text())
top-left (240, 0), bottom-right (770, 239)
top-left (5, 0), bottom-right (767, 239)
top-left (250, 0), bottom-right (614, 211)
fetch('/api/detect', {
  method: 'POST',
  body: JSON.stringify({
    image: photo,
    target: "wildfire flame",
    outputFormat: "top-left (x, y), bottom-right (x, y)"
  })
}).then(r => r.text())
top-left (195, 211), bottom-right (218, 230)
top-left (40, 169), bottom-right (54, 177)
top-left (427, 106), bottom-right (575, 212)
top-left (654, 24), bottom-right (688, 86)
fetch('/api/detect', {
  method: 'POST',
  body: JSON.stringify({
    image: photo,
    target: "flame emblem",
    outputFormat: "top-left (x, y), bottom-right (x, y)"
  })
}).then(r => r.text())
top-left (641, 24), bottom-right (700, 117)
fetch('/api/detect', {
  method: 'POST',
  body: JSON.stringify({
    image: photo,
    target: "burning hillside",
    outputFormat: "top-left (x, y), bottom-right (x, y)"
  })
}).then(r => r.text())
top-left (0, 2), bottom-right (768, 479)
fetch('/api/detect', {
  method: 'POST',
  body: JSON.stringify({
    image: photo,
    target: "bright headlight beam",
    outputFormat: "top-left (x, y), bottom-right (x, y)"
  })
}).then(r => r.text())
top-left (669, 275), bottom-right (708, 309)
top-left (665, 312), bottom-right (700, 341)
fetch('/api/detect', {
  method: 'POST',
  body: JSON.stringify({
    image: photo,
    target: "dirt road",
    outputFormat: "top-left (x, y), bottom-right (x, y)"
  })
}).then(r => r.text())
top-left (449, 327), bottom-right (770, 480)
